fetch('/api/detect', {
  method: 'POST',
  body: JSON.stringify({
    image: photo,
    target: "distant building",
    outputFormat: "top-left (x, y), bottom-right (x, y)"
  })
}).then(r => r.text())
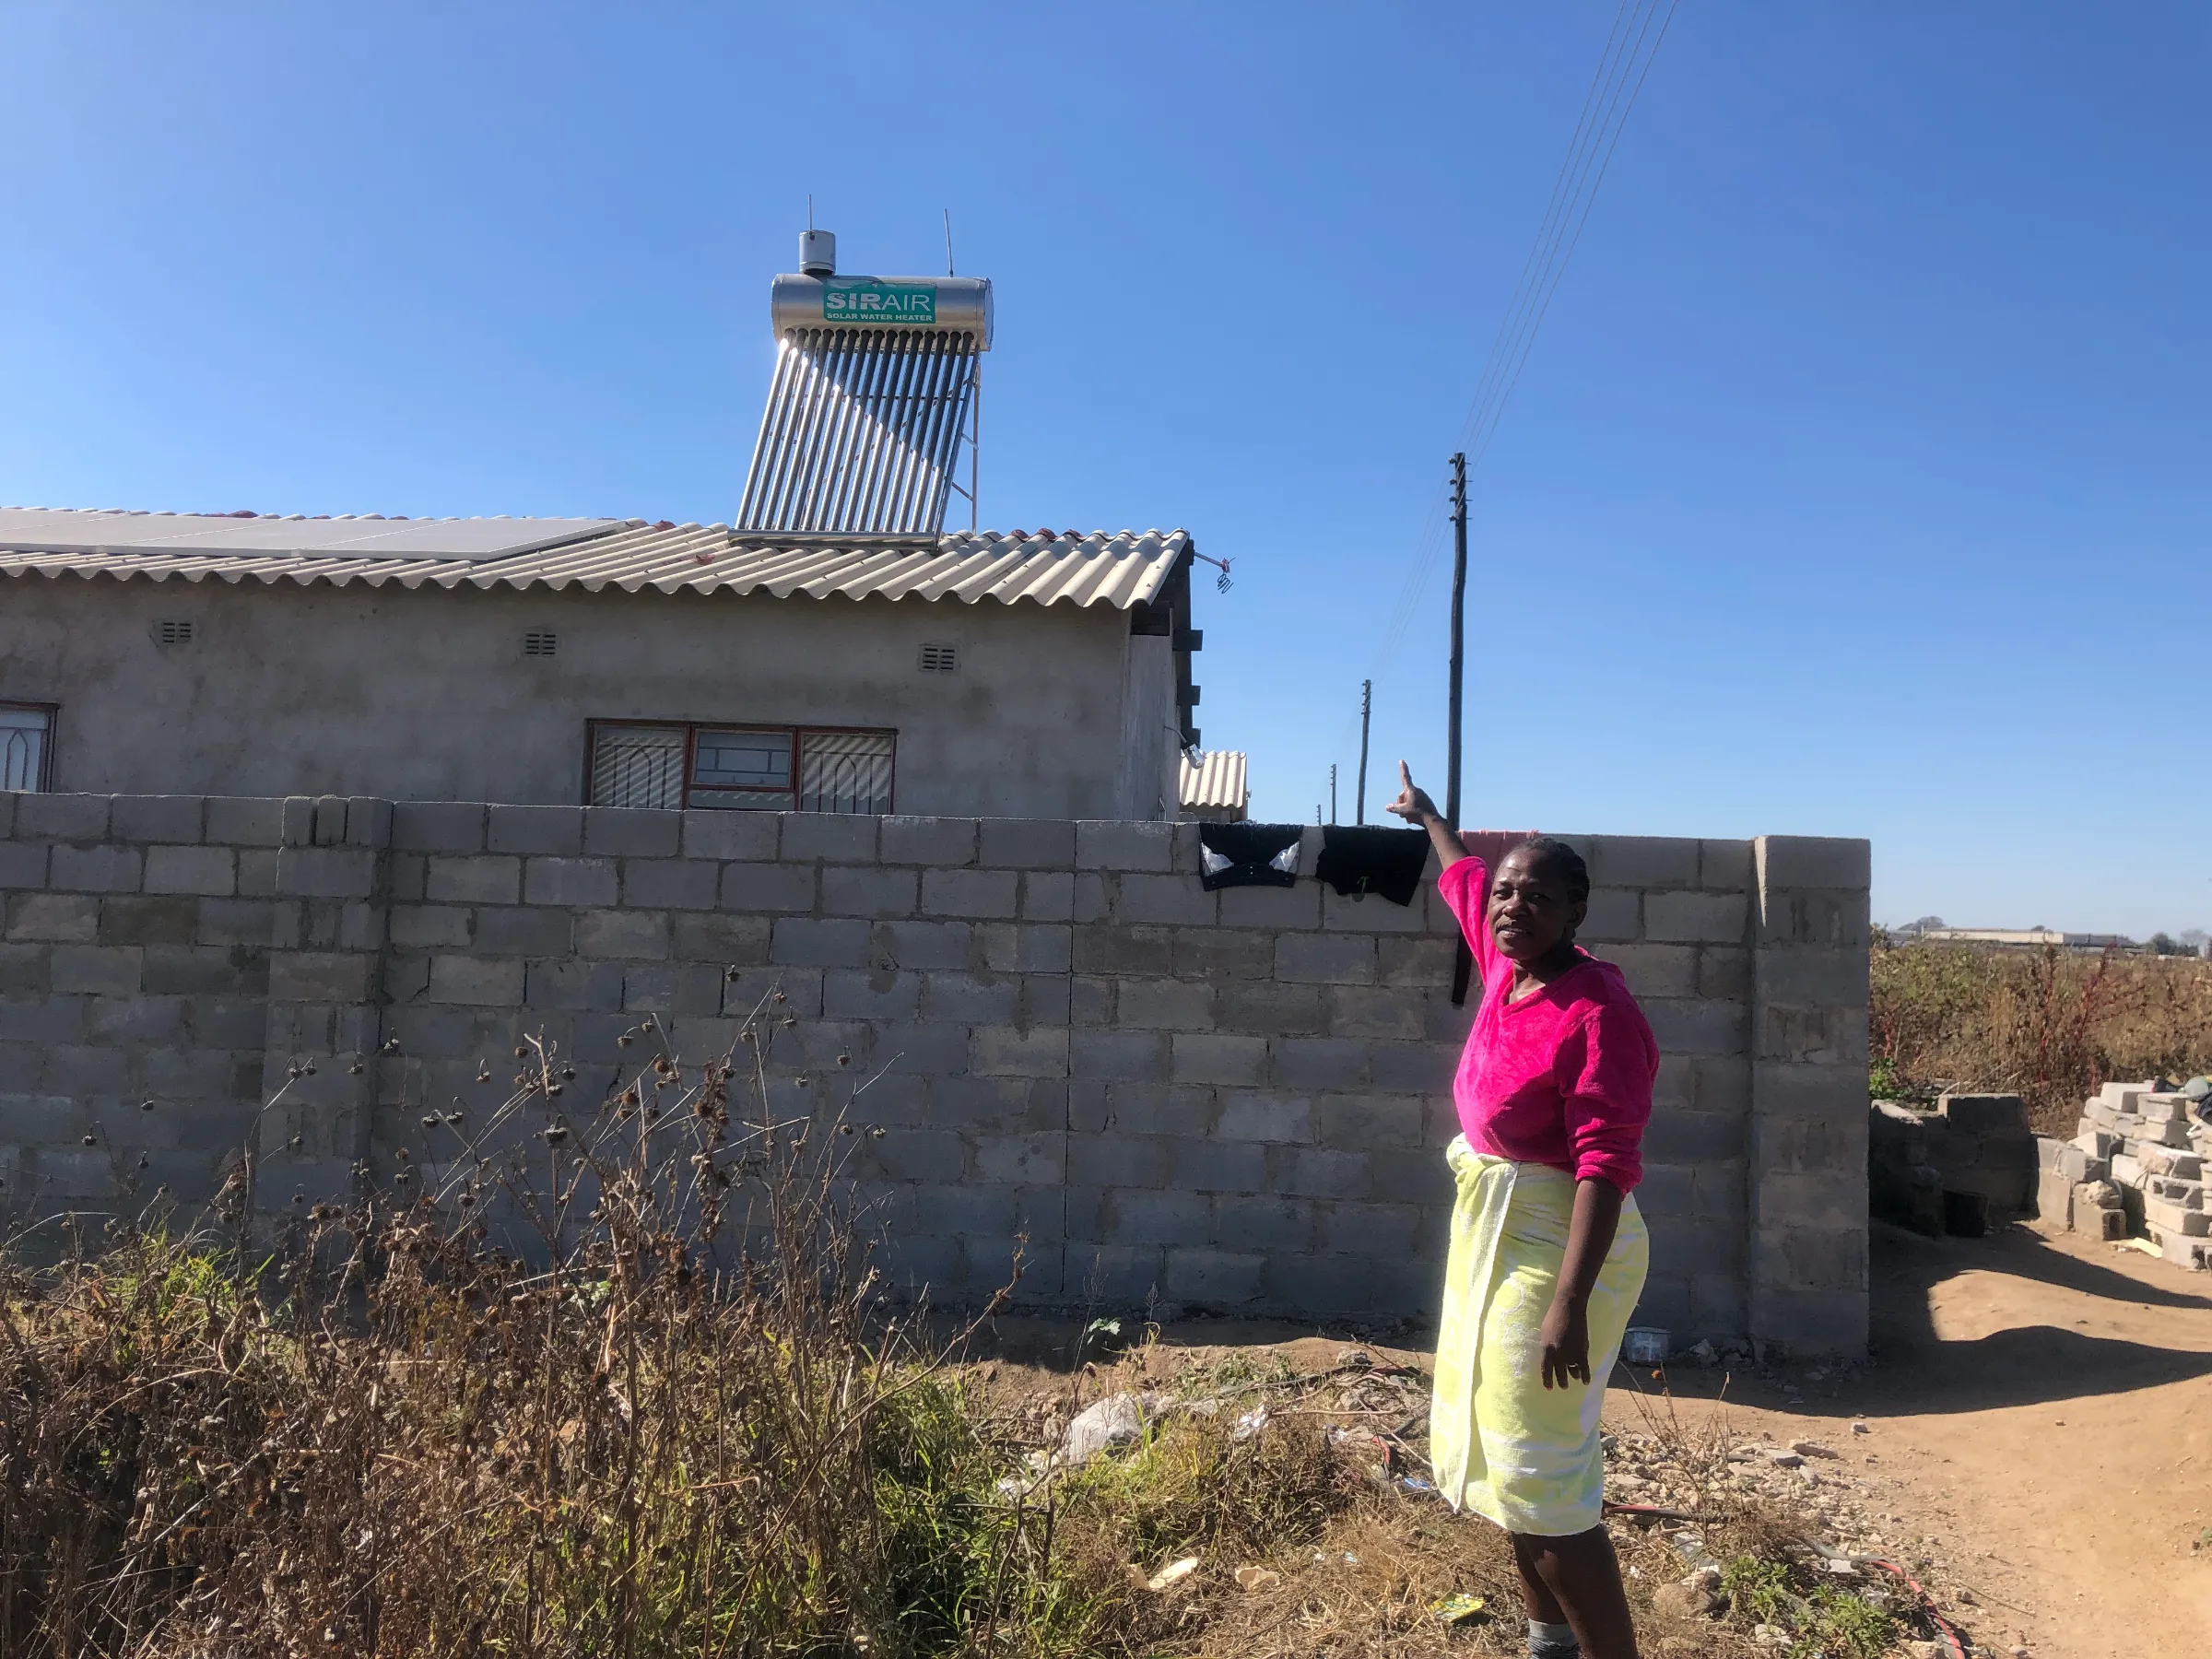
top-left (1914, 927), bottom-right (2137, 953)
top-left (1178, 749), bottom-right (1248, 822)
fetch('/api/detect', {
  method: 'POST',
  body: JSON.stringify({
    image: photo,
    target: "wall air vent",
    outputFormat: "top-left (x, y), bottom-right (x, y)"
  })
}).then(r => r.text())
top-left (153, 619), bottom-right (195, 646)
top-left (523, 629), bottom-right (559, 658)
top-left (918, 641), bottom-right (959, 674)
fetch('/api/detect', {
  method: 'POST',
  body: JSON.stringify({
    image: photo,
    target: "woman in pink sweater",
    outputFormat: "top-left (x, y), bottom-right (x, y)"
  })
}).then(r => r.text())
top-left (1389, 762), bottom-right (1654, 1659)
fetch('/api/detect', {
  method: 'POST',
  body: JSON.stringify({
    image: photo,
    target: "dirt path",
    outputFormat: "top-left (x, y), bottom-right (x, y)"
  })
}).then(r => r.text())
top-left (1655, 1220), bottom-right (2212, 1659)
top-left (977, 1218), bottom-right (2212, 1657)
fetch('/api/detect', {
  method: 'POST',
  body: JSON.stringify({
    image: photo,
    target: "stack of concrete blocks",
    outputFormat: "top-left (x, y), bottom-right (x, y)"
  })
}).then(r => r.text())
top-left (0, 791), bottom-right (1877, 1353)
top-left (2049, 1080), bottom-right (2212, 1268)
top-left (1869, 1094), bottom-right (2036, 1237)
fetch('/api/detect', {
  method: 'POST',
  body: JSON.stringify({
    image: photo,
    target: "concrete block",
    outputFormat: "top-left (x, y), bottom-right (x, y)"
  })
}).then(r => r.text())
top-left (577, 910), bottom-right (671, 959)
top-left (2072, 1202), bottom-right (2126, 1241)
top-left (1756, 946), bottom-right (1868, 1007)
top-left (1218, 881), bottom-right (1323, 928)
top-left (779, 814), bottom-right (877, 864)
top-left (1588, 835), bottom-right (1700, 890)
top-left (969, 1026), bottom-right (1068, 1078)
top-left (1327, 985), bottom-right (1425, 1040)
top-left (975, 923), bottom-right (1073, 974)
top-left (1269, 1036), bottom-right (1367, 1090)
top-left (1019, 870), bottom-right (1075, 921)
top-left (1113, 873), bottom-right (1218, 926)
top-left (1579, 888), bottom-right (1640, 943)
top-left (1642, 997), bottom-right (1749, 1057)
top-left (391, 801), bottom-right (485, 853)
top-left (861, 1129), bottom-right (968, 1183)
top-left (2146, 1175), bottom-right (2203, 1208)
top-left (0, 841), bottom-right (48, 888)
top-left (201, 797), bottom-right (281, 847)
top-left (1067, 1134), bottom-right (1172, 1189)
top-left (1315, 1092), bottom-right (1425, 1149)
top-left (276, 847), bottom-right (378, 900)
top-left (880, 814), bottom-right (977, 865)
top-left (1936, 1093), bottom-right (2030, 1135)
top-left (423, 855), bottom-right (519, 906)
top-left (1276, 933), bottom-right (1375, 985)
top-left (427, 956), bottom-right (525, 1006)
top-left (1322, 885), bottom-right (1430, 933)
top-left (1275, 1147), bottom-right (1372, 1200)
top-left (1755, 836), bottom-right (1871, 893)
top-left (50, 845), bottom-right (143, 893)
top-left (50, 945), bottom-right (142, 995)
top-left (670, 912), bottom-right (772, 966)
top-left (96, 896), bottom-right (196, 947)
top-left (1072, 974), bottom-right (1114, 1024)
top-left (269, 952), bottom-right (372, 1003)
top-left (1163, 1247), bottom-right (1266, 1306)
top-left (979, 818), bottom-right (1074, 868)
top-left (1317, 1200), bottom-right (1423, 1258)
top-left (918, 971), bottom-right (1018, 1024)
top-left (523, 959), bottom-right (626, 1012)
top-left (1077, 819), bottom-right (1174, 872)
top-left (111, 794), bottom-right (205, 844)
top-left (719, 862), bottom-right (816, 913)
top-left (1214, 1090), bottom-right (1312, 1144)
top-left (677, 808), bottom-right (779, 861)
top-left (1171, 1031), bottom-right (1269, 1086)
top-left (582, 807), bottom-right (682, 857)
top-left (1072, 1029), bottom-right (1171, 1082)
top-left (464, 906), bottom-right (567, 957)
top-left (1173, 928), bottom-right (1274, 980)
top-left (1601, 943), bottom-right (1699, 1000)
top-left (620, 962), bottom-right (725, 1016)
top-left (142, 944), bottom-right (265, 995)
top-left (1209, 1192), bottom-right (1312, 1249)
top-left (921, 868), bottom-right (1018, 920)
top-left (15, 794), bottom-right (109, 841)
top-left (1646, 890), bottom-right (1748, 945)
top-left (821, 865), bottom-right (918, 919)
top-left (485, 805), bottom-right (583, 855)
top-left (864, 919), bottom-right (971, 971)
top-left (1698, 946), bottom-right (1753, 1001)
top-left (824, 969), bottom-right (923, 1020)
top-left (929, 1076), bottom-right (1057, 1133)
top-left (2143, 1197), bottom-right (2210, 1236)
top-left (1700, 839), bottom-right (1755, 890)
top-left (973, 1133), bottom-right (1065, 1186)
top-left (1115, 979), bottom-right (1215, 1031)
top-left (1091, 1189), bottom-right (1211, 1247)
top-left (143, 845), bottom-right (235, 897)
top-left (2139, 1146), bottom-right (2203, 1180)
top-left (1073, 924), bottom-right (1174, 976)
top-left (1368, 1040), bottom-right (1454, 1095)
top-left (1377, 935), bottom-right (1456, 987)
top-left (1216, 980), bottom-right (1325, 1036)
top-left (623, 859), bottom-right (722, 911)
top-left (769, 918), bottom-right (870, 968)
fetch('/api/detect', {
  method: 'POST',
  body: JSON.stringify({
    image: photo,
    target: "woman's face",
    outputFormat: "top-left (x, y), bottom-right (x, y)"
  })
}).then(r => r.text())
top-left (1486, 849), bottom-right (1588, 965)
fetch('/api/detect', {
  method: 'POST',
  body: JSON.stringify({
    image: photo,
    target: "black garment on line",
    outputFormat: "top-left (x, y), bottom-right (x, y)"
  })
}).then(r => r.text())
top-left (1314, 826), bottom-right (1430, 908)
top-left (1195, 822), bottom-right (1304, 890)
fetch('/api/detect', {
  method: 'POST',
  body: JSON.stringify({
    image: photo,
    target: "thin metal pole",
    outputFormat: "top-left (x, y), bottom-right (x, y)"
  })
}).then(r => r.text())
top-left (1355, 678), bottom-right (1372, 825)
top-left (1445, 453), bottom-right (1467, 829)
top-left (1329, 763), bottom-right (1338, 826)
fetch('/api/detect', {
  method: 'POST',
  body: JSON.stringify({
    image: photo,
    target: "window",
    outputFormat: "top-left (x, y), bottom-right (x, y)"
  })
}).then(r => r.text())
top-left (918, 641), bottom-right (958, 673)
top-left (523, 629), bottom-right (559, 658)
top-left (586, 722), bottom-right (894, 814)
top-left (1, 704), bottom-right (53, 793)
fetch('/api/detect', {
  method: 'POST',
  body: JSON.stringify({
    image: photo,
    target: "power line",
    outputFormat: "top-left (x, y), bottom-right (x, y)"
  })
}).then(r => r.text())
top-left (1347, 0), bottom-right (1681, 740)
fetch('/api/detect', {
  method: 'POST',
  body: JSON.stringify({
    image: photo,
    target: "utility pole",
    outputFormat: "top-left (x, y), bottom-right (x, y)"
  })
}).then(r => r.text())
top-left (1355, 678), bottom-right (1372, 825)
top-left (1446, 453), bottom-right (1468, 830)
top-left (1329, 764), bottom-right (1338, 826)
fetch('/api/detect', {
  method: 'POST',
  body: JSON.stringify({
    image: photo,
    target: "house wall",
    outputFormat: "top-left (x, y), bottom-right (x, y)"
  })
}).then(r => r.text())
top-left (0, 791), bottom-right (1874, 1355)
top-left (0, 575), bottom-right (1162, 819)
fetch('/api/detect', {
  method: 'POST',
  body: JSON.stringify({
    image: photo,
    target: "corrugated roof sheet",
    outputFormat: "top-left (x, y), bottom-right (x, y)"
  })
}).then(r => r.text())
top-left (0, 507), bottom-right (622, 560)
top-left (1180, 750), bottom-right (1248, 812)
top-left (0, 518), bottom-right (1192, 612)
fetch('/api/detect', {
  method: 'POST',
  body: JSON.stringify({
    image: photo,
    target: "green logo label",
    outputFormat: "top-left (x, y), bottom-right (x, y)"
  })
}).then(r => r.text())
top-left (822, 280), bottom-right (936, 325)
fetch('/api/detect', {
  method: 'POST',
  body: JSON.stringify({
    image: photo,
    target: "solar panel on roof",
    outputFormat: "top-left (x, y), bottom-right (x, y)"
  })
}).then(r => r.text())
top-left (0, 509), bottom-right (625, 562)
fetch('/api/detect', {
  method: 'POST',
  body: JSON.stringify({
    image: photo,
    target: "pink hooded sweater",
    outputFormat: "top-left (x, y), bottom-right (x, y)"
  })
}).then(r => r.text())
top-left (1437, 852), bottom-right (1656, 1194)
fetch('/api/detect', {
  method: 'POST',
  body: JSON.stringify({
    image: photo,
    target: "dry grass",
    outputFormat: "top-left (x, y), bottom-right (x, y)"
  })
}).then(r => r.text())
top-left (0, 994), bottom-right (1926, 1657)
top-left (1872, 938), bottom-right (2212, 1131)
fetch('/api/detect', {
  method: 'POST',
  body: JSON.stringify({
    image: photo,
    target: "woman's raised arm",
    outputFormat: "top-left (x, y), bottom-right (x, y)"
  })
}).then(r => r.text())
top-left (1384, 759), bottom-right (1469, 870)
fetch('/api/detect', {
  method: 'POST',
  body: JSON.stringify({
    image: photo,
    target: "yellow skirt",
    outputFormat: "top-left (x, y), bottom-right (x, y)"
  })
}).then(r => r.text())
top-left (1429, 1135), bottom-right (1649, 1536)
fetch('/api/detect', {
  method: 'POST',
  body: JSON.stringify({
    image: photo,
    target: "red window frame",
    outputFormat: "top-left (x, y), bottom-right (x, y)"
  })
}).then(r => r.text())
top-left (584, 719), bottom-right (897, 814)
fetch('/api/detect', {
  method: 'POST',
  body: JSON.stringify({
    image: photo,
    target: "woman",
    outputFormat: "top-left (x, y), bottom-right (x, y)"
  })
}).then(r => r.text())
top-left (1388, 761), bottom-right (1654, 1659)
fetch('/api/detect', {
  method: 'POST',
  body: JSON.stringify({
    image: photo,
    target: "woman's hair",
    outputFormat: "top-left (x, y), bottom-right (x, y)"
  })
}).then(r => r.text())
top-left (1508, 836), bottom-right (1591, 902)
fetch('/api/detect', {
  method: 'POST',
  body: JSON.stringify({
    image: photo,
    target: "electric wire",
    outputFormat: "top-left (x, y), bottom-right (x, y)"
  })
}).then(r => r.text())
top-left (1332, 0), bottom-right (1679, 776)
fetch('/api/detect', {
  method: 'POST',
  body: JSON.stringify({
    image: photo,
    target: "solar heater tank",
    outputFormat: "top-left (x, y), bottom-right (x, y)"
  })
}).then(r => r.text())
top-left (769, 273), bottom-right (994, 347)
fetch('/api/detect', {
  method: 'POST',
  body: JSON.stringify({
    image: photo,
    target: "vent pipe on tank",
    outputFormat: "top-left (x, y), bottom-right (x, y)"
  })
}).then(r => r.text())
top-left (798, 229), bottom-right (836, 277)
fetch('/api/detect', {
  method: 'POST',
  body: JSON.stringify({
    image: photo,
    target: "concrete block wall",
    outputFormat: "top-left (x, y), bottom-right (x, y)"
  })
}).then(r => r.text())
top-left (0, 792), bottom-right (1873, 1353)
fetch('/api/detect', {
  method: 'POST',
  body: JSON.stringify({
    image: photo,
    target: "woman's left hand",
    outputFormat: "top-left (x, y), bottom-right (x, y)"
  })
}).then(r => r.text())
top-left (1539, 1296), bottom-right (1593, 1390)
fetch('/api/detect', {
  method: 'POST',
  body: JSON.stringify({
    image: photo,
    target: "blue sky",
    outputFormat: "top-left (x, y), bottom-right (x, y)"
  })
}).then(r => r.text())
top-left (3, 3), bottom-right (2207, 936)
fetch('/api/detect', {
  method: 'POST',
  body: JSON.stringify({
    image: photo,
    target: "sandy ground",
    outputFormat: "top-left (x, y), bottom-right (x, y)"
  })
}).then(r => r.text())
top-left (974, 1218), bottom-right (2212, 1658)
